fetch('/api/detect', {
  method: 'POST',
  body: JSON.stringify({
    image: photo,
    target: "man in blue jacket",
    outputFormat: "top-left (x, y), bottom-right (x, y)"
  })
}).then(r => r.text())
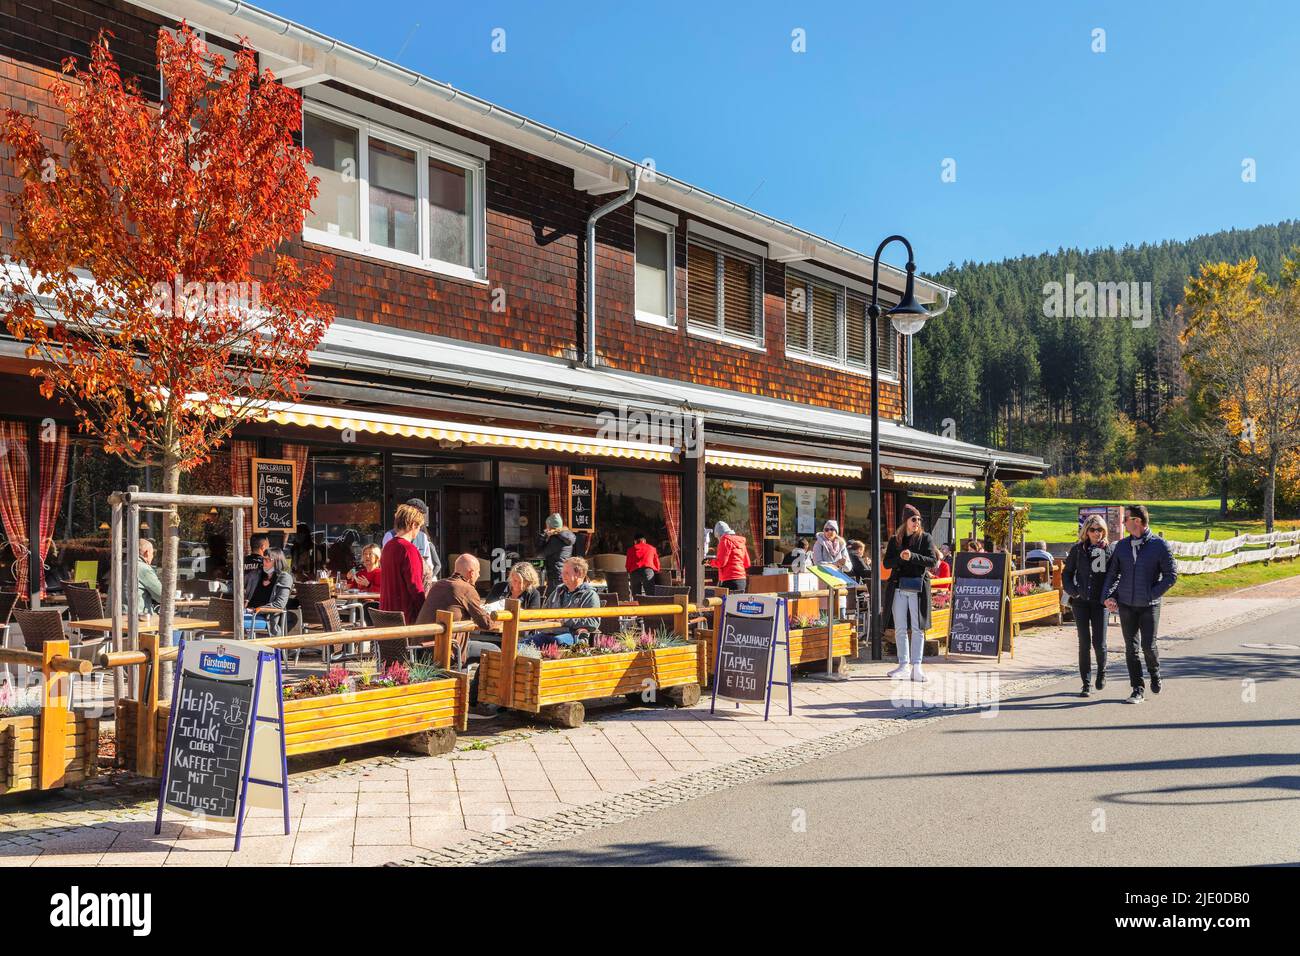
top-left (1103, 505), bottom-right (1178, 704)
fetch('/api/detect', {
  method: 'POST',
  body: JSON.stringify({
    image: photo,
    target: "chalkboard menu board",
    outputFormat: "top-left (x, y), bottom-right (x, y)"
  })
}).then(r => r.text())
top-left (712, 593), bottom-right (791, 720)
top-left (947, 551), bottom-right (1009, 659)
top-left (568, 475), bottom-right (595, 533)
top-left (163, 670), bottom-right (254, 821)
top-left (252, 457), bottom-right (297, 533)
top-left (156, 639), bottom-right (289, 847)
top-left (764, 493), bottom-right (781, 540)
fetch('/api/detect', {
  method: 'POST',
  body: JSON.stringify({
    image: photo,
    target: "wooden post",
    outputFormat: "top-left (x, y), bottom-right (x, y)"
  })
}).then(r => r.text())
top-left (38, 639), bottom-right (71, 790)
top-left (434, 610), bottom-right (455, 671)
top-left (672, 602), bottom-right (690, 645)
top-left (500, 598), bottom-right (520, 709)
top-left (682, 415), bottom-right (706, 605)
top-left (137, 632), bottom-right (160, 777)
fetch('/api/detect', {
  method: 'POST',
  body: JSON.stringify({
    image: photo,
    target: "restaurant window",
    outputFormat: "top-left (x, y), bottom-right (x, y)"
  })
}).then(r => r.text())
top-left (302, 102), bottom-right (487, 281)
top-left (635, 217), bottom-right (674, 326)
top-left (786, 270), bottom-right (899, 376)
top-left (774, 483), bottom-right (829, 556)
top-left (591, 471), bottom-right (668, 556)
top-left (304, 113), bottom-right (360, 242)
top-left (300, 453), bottom-right (384, 577)
top-left (499, 462), bottom-right (548, 560)
top-left (705, 478), bottom-right (751, 543)
top-left (367, 137), bottom-right (418, 255)
top-left (687, 240), bottom-right (762, 344)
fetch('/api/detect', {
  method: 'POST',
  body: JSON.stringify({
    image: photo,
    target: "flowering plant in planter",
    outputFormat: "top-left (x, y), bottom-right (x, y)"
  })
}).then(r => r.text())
top-left (0, 682), bottom-right (41, 718)
top-left (791, 613), bottom-right (831, 630)
top-left (516, 625), bottom-right (687, 661)
top-left (931, 591), bottom-right (952, 610)
top-left (283, 654), bottom-right (448, 700)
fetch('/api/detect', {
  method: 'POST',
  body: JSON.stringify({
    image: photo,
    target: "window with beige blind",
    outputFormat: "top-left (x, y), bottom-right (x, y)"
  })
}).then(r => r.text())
top-left (786, 269), bottom-right (898, 376)
top-left (686, 240), bottom-right (762, 344)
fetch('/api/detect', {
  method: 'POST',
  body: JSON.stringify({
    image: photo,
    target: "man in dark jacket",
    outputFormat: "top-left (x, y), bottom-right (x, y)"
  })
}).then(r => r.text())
top-left (1102, 505), bottom-right (1178, 704)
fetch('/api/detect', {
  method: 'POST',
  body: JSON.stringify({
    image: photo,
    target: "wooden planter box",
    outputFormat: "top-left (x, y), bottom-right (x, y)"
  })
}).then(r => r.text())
top-left (700, 621), bottom-right (855, 680)
top-left (478, 642), bottom-right (706, 727)
top-left (119, 674), bottom-right (469, 775)
top-left (1010, 589), bottom-right (1063, 634)
top-left (0, 712), bottom-right (99, 796)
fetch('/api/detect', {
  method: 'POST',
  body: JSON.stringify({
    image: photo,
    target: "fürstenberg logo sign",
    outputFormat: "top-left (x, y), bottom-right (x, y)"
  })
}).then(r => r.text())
top-left (49, 886), bottom-right (152, 937)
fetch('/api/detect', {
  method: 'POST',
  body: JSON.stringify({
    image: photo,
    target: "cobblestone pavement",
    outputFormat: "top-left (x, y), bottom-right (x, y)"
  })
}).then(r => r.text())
top-left (0, 592), bottom-right (1291, 867)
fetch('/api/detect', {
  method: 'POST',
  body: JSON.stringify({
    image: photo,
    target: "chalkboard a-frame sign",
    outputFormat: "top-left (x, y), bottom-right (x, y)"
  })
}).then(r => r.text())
top-left (763, 493), bottom-right (781, 540)
top-left (155, 638), bottom-right (290, 852)
top-left (946, 551), bottom-right (1010, 660)
top-left (251, 457), bottom-right (298, 534)
top-left (710, 593), bottom-right (792, 720)
top-left (568, 475), bottom-right (596, 533)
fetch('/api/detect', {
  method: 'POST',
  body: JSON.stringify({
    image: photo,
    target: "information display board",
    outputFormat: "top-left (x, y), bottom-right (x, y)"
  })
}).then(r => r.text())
top-left (947, 551), bottom-right (1009, 659)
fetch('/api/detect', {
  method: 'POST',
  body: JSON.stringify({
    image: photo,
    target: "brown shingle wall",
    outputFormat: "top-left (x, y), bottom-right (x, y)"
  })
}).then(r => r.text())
top-left (0, 0), bottom-right (906, 420)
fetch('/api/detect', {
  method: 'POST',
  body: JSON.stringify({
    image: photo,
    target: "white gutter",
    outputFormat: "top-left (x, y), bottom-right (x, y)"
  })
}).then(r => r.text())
top-left (585, 166), bottom-right (640, 367)
top-left (134, 0), bottom-right (955, 300)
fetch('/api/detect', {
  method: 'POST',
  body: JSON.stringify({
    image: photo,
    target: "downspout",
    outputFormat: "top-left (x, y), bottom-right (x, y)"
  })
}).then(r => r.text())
top-left (584, 165), bottom-right (642, 367)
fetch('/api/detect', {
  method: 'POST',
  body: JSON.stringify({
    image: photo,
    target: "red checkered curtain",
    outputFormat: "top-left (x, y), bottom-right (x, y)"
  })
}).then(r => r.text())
top-left (0, 421), bottom-right (32, 598)
top-left (748, 481), bottom-right (764, 563)
top-left (828, 487), bottom-right (846, 529)
top-left (884, 491), bottom-right (898, 539)
top-left (38, 423), bottom-right (70, 595)
top-left (659, 473), bottom-right (681, 569)
top-left (281, 443), bottom-right (310, 507)
top-left (229, 439), bottom-right (257, 535)
top-left (547, 466), bottom-right (569, 521)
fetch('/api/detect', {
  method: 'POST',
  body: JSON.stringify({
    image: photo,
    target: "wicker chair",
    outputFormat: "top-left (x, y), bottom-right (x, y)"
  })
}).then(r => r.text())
top-left (64, 584), bottom-right (105, 622)
top-left (313, 598), bottom-right (362, 665)
top-left (602, 570), bottom-right (632, 602)
top-left (296, 582), bottom-right (332, 631)
top-left (366, 608), bottom-right (410, 667)
top-left (12, 609), bottom-right (68, 653)
top-left (204, 597), bottom-right (237, 637)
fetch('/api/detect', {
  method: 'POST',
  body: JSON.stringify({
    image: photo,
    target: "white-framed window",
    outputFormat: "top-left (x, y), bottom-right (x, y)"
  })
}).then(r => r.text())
top-left (785, 269), bottom-right (898, 377)
top-left (302, 100), bottom-right (487, 282)
top-left (686, 239), bottom-right (763, 346)
top-left (634, 216), bottom-right (675, 326)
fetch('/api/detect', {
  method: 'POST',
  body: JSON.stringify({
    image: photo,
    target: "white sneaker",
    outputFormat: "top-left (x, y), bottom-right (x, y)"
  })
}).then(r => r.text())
top-left (911, 665), bottom-right (928, 683)
top-left (887, 664), bottom-right (911, 679)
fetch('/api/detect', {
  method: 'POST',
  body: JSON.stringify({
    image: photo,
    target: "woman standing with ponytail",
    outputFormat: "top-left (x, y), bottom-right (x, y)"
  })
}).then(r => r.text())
top-left (883, 504), bottom-right (939, 682)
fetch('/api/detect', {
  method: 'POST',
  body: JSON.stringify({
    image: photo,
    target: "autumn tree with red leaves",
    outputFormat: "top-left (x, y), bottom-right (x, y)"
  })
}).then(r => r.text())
top-left (0, 24), bottom-right (333, 648)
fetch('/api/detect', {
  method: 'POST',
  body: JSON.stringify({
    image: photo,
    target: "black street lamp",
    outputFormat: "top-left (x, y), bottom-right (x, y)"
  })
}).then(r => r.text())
top-left (867, 235), bottom-right (931, 660)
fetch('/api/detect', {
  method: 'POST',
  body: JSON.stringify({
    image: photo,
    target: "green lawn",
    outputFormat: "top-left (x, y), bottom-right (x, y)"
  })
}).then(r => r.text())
top-left (1171, 557), bottom-right (1300, 597)
top-left (955, 495), bottom-right (1300, 545)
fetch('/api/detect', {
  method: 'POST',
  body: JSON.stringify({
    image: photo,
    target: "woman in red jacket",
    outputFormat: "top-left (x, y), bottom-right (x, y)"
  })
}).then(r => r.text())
top-left (378, 503), bottom-right (427, 624)
top-left (625, 534), bottom-right (661, 597)
top-left (710, 521), bottom-right (751, 592)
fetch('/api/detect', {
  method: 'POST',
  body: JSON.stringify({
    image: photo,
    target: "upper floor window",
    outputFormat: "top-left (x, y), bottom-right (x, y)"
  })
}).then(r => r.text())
top-left (786, 270), bottom-right (898, 376)
top-left (635, 217), bottom-right (675, 326)
top-left (302, 102), bottom-right (486, 282)
top-left (687, 239), bottom-right (762, 345)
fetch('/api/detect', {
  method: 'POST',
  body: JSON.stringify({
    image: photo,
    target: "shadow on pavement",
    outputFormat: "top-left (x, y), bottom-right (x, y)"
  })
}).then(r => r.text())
top-left (490, 840), bottom-right (740, 867)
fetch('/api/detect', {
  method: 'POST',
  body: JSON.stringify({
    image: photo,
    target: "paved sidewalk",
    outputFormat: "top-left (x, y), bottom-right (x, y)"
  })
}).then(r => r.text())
top-left (0, 590), bottom-right (1292, 867)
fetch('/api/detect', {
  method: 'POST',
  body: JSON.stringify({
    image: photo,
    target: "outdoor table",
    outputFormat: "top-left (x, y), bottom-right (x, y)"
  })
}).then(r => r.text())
top-left (71, 616), bottom-right (222, 635)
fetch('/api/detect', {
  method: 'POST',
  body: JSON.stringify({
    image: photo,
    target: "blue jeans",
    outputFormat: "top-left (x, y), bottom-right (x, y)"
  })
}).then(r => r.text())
top-left (892, 589), bottom-right (923, 665)
top-left (522, 631), bottom-right (578, 648)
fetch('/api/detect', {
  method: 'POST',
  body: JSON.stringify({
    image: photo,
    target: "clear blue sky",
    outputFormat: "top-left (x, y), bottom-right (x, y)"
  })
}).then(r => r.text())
top-left (262, 0), bottom-right (1299, 272)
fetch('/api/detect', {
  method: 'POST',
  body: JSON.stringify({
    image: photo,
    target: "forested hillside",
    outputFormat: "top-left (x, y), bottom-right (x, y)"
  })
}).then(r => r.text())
top-left (913, 220), bottom-right (1300, 474)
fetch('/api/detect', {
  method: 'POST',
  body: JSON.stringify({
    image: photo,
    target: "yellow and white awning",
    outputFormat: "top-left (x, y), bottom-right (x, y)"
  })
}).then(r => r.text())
top-left (705, 449), bottom-right (861, 479)
top-left (892, 471), bottom-right (977, 490)
top-left (248, 400), bottom-right (677, 462)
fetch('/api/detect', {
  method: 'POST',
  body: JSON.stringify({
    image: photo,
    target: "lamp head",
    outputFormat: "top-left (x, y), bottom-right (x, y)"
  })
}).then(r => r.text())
top-left (887, 261), bottom-right (930, 335)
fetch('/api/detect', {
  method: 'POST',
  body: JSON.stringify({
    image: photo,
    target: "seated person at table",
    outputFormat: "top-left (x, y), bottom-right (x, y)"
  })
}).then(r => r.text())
top-left (346, 544), bottom-right (383, 592)
top-left (488, 561), bottom-right (544, 610)
top-left (247, 548), bottom-right (293, 635)
top-left (846, 539), bottom-right (871, 582)
top-left (625, 535), bottom-right (660, 597)
top-left (135, 538), bottom-right (164, 616)
top-left (415, 553), bottom-right (500, 665)
top-left (243, 534), bottom-right (269, 598)
top-left (524, 557), bottom-right (601, 648)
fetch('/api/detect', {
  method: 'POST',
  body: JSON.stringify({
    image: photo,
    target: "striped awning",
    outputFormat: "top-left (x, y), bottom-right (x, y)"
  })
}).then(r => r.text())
top-left (245, 400), bottom-right (677, 462)
top-left (705, 449), bottom-right (861, 479)
top-left (892, 471), bottom-right (977, 490)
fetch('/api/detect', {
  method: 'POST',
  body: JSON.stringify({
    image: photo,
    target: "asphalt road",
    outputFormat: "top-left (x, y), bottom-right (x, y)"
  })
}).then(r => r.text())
top-left (497, 605), bottom-right (1300, 866)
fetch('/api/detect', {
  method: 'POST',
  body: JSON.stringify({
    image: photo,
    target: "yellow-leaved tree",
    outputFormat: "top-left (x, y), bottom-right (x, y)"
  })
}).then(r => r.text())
top-left (1181, 254), bottom-right (1300, 531)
